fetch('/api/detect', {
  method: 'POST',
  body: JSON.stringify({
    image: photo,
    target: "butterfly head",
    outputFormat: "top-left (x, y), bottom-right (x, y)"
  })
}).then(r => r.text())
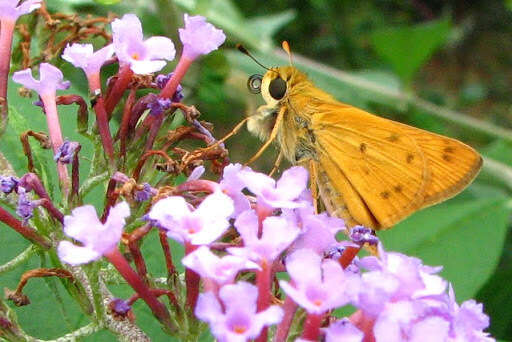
top-left (247, 66), bottom-right (299, 106)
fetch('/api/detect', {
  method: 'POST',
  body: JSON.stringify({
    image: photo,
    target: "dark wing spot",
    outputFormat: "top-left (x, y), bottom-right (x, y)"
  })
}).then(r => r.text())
top-left (393, 185), bottom-right (403, 193)
top-left (360, 143), bottom-right (367, 153)
top-left (444, 147), bottom-right (455, 153)
top-left (387, 134), bottom-right (399, 142)
top-left (380, 191), bottom-right (390, 199)
top-left (363, 167), bottom-right (370, 175)
top-left (443, 154), bottom-right (452, 162)
top-left (406, 153), bottom-right (415, 163)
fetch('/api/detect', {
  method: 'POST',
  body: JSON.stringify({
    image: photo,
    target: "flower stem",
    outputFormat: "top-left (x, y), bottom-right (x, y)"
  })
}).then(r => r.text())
top-left (159, 230), bottom-right (176, 276)
top-left (104, 64), bottom-right (133, 116)
top-left (184, 243), bottom-right (200, 309)
top-left (0, 206), bottom-right (51, 249)
top-left (255, 260), bottom-right (272, 342)
top-left (273, 296), bottom-right (298, 342)
top-left (40, 93), bottom-right (70, 196)
top-left (20, 173), bottom-right (64, 223)
top-left (301, 313), bottom-right (323, 341)
top-left (0, 19), bottom-right (14, 135)
top-left (350, 310), bottom-right (376, 342)
top-left (339, 246), bottom-right (361, 269)
top-left (159, 56), bottom-right (193, 100)
top-left (104, 248), bottom-right (175, 332)
top-left (88, 73), bottom-right (114, 164)
top-left (119, 88), bottom-right (137, 159)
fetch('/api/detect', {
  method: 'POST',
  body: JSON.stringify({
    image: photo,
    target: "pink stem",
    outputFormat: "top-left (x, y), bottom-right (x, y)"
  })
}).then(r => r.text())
top-left (256, 203), bottom-right (272, 238)
top-left (144, 113), bottom-right (164, 151)
top-left (119, 88), bottom-right (136, 158)
top-left (184, 243), bottom-right (200, 310)
top-left (0, 206), bottom-right (51, 249)
top-left (104, 248), bottom-right (175, 331)
top-left (19, 173), bottom-right (64, 223)
top-left (350, 310), bottom-right (376, 342)
top-left (87, 73), bottom-right (115, 164)
top-left (40, 93), bottom-right (69, 195)
top-left (0, 19), bottom-right (14, 134)
top-left (301, 313), bottom-right (323, 341)
top-left (339, 246), bottom-right (361, 269)
top-left (159, 56), bottom-right (193, 100)
top-left (255, 260), bottom-right (272, 342)
top-left (273, 296), bottom-right (298, 342)
top-left (104, 64), bottom-right (133, 116)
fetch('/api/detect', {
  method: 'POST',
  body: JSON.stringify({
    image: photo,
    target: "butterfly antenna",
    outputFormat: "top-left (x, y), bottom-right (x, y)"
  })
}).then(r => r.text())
top-left (236, 44), bottom-right (270, 71)
top-left (282, 41), bottom-right (293, 66)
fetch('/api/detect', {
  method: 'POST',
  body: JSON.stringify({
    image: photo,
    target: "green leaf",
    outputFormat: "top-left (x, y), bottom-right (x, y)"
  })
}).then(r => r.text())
top-left (476, 264), bottom-right (512, 339)
top-left (370, 17), bottom-right (451, 84)
top-left (2, 106), bottom-right (55, 195)
top-left (93, 0), bottom-right (121, 4)
top-left (246, 10), bottom-right (297, 41)
top-left (483, 140), bottom-right (512, 166)
top-left (379, 195), bottom-right (511, 301)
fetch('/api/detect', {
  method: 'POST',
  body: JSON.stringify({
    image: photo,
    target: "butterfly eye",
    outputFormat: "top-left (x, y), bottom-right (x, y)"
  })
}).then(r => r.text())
top-left (269, 76), bottom-right (287, 100)
top-left (247, 74), bottom-right (263, 94)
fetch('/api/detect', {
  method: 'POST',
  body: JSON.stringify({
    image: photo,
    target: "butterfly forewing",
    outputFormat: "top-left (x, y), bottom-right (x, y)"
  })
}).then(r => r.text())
top-left (311, 103), bottom-right (477, 229)
top-left (400, 127), bottom-right (482, 207)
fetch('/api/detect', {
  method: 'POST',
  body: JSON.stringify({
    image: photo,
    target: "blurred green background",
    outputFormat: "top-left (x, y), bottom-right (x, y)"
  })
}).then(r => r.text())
top-left (1, 0), bottom-right (512, 340)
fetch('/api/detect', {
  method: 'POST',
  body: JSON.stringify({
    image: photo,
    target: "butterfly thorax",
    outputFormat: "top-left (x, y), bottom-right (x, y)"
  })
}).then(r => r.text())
top-left (251, 66), bottom-right (342, 164)
top-left (273, 67), bottom-right (340, 164)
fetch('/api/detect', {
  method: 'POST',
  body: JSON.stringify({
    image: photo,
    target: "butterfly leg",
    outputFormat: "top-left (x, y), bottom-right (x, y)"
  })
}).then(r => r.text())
top-left (208, 116), bottom-right (249, 150)
top-left (308, 160), bottom-right (320, 214)
top-left (245, 106), bottom-right (285, 166)
top-left (269, 151), bottom-right (283, 177)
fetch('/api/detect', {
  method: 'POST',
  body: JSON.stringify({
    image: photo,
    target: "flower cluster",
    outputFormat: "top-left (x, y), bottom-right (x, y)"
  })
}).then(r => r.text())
top-left (57, 162), bottom-right (493, 341)
top-left (0, 4), bottom-right (495, 342)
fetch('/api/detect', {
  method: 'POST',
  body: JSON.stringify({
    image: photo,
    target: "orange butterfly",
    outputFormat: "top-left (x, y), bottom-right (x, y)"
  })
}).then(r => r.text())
top-left (242, 43), bottom-right (482, 230)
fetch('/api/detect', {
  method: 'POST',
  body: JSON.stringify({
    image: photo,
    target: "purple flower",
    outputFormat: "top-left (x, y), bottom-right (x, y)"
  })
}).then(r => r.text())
top-left (110, 298), bottom-right (131, 315)
top-left (227, 210), bottom-right (300, 265)
top-left (279, 249), bottom-right (360, 314)
top-left (53, 140), bottom-right (79, 164)
top-left (240, 166), bottom-right (309, 210)
top-left (323, 318), bottom-right (363, 342)
top-left (446, 285), bottom-right (494, 342)
top-left (195, 281), bottom-right (283, 341)
top-left (0, 0), bottom-right (41, 22)
top-left (287, 209), bottom-right (347, 255)
top-left (12, 63), bottom-right (70, 97)
top-left (371, 288), bottom-right (494, 342)
top-left (16, 187), bottom-right (36, 223)
top-left (179, 14), bottom-right (226, 60)
top-left (219, 163), bottom-right (251, 216)
top-left (0, 175), bottom-right (18, 194)
top-left (350, 225), bottom-right (379, 246)
top-left (187, 165), bottom-right (205, 181)
top-left (146, 191), bottom-right (234, 245)
top-left (112, 14), bottom-right (175, 74)
top-left (356, 245), bottom-right (447, 316)
top-left (182, 246), bottom-right (259, 286)
top-left (147, 96), bottom-right (171, 116)
top-left (57, 202), bottom-right (130, 265)
top-left (134, 183), bottom-right (154, 202)
top-left (155, 73), bottom-right (184, 102)
top-left (62, 43), bottom-right (114, 76)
